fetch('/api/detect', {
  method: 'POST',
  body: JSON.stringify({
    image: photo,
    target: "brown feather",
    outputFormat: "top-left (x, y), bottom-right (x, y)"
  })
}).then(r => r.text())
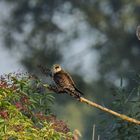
top-left (53, 70), bottom-right (74, 88)
top-left (53, 70), bottom-right (83, 97)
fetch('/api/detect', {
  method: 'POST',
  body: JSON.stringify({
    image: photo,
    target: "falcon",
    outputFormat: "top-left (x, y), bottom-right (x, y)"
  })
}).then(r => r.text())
top-left (51, 64), bottom-right (83, 98)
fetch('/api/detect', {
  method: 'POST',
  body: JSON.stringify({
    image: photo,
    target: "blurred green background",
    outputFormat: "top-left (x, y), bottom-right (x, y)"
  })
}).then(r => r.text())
top-left (0, 0), bottom-right (140, 139)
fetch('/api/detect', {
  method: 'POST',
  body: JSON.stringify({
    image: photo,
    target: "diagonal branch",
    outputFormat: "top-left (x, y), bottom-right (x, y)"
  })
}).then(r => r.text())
top-left (79, 97), bottom-right (140, 125)
top-left (44, 84), bottom-right (140, 125)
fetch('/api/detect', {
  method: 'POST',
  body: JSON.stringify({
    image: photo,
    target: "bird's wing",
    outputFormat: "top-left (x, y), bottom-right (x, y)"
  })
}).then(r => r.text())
top-left (53, 71), bottom-right (75, 89)
top-left (64, 72), bottom-right (84, 95)
top-left (53, 70), bottom-right (84, 97)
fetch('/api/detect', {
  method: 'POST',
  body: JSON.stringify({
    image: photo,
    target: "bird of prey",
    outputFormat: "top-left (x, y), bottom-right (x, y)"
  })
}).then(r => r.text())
top-left (51, 64), bottom-right (83, 98)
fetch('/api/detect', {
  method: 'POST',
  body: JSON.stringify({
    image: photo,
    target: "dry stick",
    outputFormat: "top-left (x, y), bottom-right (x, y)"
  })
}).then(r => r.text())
top-left (80, 97), bottom-right (140, 125)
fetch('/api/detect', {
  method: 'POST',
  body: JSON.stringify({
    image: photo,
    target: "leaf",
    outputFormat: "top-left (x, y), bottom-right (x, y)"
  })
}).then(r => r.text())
top-left (29, 98), bottom-right (38, 104)
top-left (3, 124), bottom-right (7, 133)
top-left (0, 118), bottom-right (4, 123)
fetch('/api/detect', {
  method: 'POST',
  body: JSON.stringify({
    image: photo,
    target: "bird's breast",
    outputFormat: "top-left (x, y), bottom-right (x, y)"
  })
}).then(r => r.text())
top-left (53, 72), bottom-right (73, 89)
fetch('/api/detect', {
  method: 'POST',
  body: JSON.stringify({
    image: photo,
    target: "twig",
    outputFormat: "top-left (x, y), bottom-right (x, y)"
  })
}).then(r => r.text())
top-left (136, 25), bottom-right (140, 40)
top-left (97, 135), bottom-right (100, 140)
top-left (37, 65), bottom-right (52, 77)
top-left (80, 97), bottom-right (140, 125)
top-left (92, 124), bottom-right (96, 140)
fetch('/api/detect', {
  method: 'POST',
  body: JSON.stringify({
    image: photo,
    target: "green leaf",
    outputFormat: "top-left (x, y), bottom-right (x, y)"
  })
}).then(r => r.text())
top-left (0, 118), bottom-right (4, 123)
top-left (3, 124), bottom-right (7, 133)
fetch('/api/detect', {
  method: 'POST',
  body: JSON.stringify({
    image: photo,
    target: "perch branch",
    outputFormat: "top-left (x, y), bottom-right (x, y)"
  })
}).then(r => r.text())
top-left (44, 84), bottom-right (140, 125)
top-left (79, 97), bottom-right (140, 125)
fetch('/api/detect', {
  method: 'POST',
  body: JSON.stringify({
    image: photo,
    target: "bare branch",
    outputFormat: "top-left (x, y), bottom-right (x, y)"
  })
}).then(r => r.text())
top-left (80, 97), bottom-right (140, 125)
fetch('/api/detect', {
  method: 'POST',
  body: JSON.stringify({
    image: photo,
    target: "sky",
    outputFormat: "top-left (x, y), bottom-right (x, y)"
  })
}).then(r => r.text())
top-left (0, 47), bottom-right (23, 75)
top-left (0, 1), bottom-right (23, 75)
top-left (0, 1), bottom-right (99, 81)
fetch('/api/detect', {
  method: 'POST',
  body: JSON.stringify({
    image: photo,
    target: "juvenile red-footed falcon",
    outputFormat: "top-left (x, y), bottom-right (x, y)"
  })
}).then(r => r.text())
top-left (52, 64), bottom-right (83, 98)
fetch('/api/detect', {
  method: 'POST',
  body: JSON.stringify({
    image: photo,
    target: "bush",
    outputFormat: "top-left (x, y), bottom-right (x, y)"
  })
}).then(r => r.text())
top-left (0, 73), bottom-right (73, 140)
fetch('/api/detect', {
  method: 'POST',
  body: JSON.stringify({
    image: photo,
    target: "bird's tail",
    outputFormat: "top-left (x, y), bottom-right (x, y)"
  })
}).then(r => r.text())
top-left (65, 88), bottom-right (83, 99)
top-left (75, 87), bottom-right (84, 95)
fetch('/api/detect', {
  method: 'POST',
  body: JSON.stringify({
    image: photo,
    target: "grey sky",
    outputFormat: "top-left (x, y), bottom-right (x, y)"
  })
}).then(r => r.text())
top-left (0, 1), bottom-right (99, 81)
top-left (0, 1), bottom-right (22, 75)
top-left (0, 47), bottom-right (22, 75)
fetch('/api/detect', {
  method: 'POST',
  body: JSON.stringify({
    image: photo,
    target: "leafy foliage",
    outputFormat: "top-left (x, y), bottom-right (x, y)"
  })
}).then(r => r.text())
top-left (99, 78), bottom-right (140, 140)
top-left (0, 73), bottom-right (73, 139)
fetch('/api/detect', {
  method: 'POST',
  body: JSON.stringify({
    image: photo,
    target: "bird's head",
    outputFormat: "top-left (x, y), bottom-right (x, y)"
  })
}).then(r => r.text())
top-left (52, 64), bottom-right (62, 73)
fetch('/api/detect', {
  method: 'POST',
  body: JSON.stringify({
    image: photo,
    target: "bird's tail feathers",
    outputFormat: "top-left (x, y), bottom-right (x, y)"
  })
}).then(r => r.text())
top-left (65, 88), bottom-right (82, 99)
top-left (75, 87), bottom-right (84, 95)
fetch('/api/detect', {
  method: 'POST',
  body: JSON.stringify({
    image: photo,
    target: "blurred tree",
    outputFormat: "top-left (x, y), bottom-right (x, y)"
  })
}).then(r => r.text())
top-left (1, 0), bottom-right (140, 139)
